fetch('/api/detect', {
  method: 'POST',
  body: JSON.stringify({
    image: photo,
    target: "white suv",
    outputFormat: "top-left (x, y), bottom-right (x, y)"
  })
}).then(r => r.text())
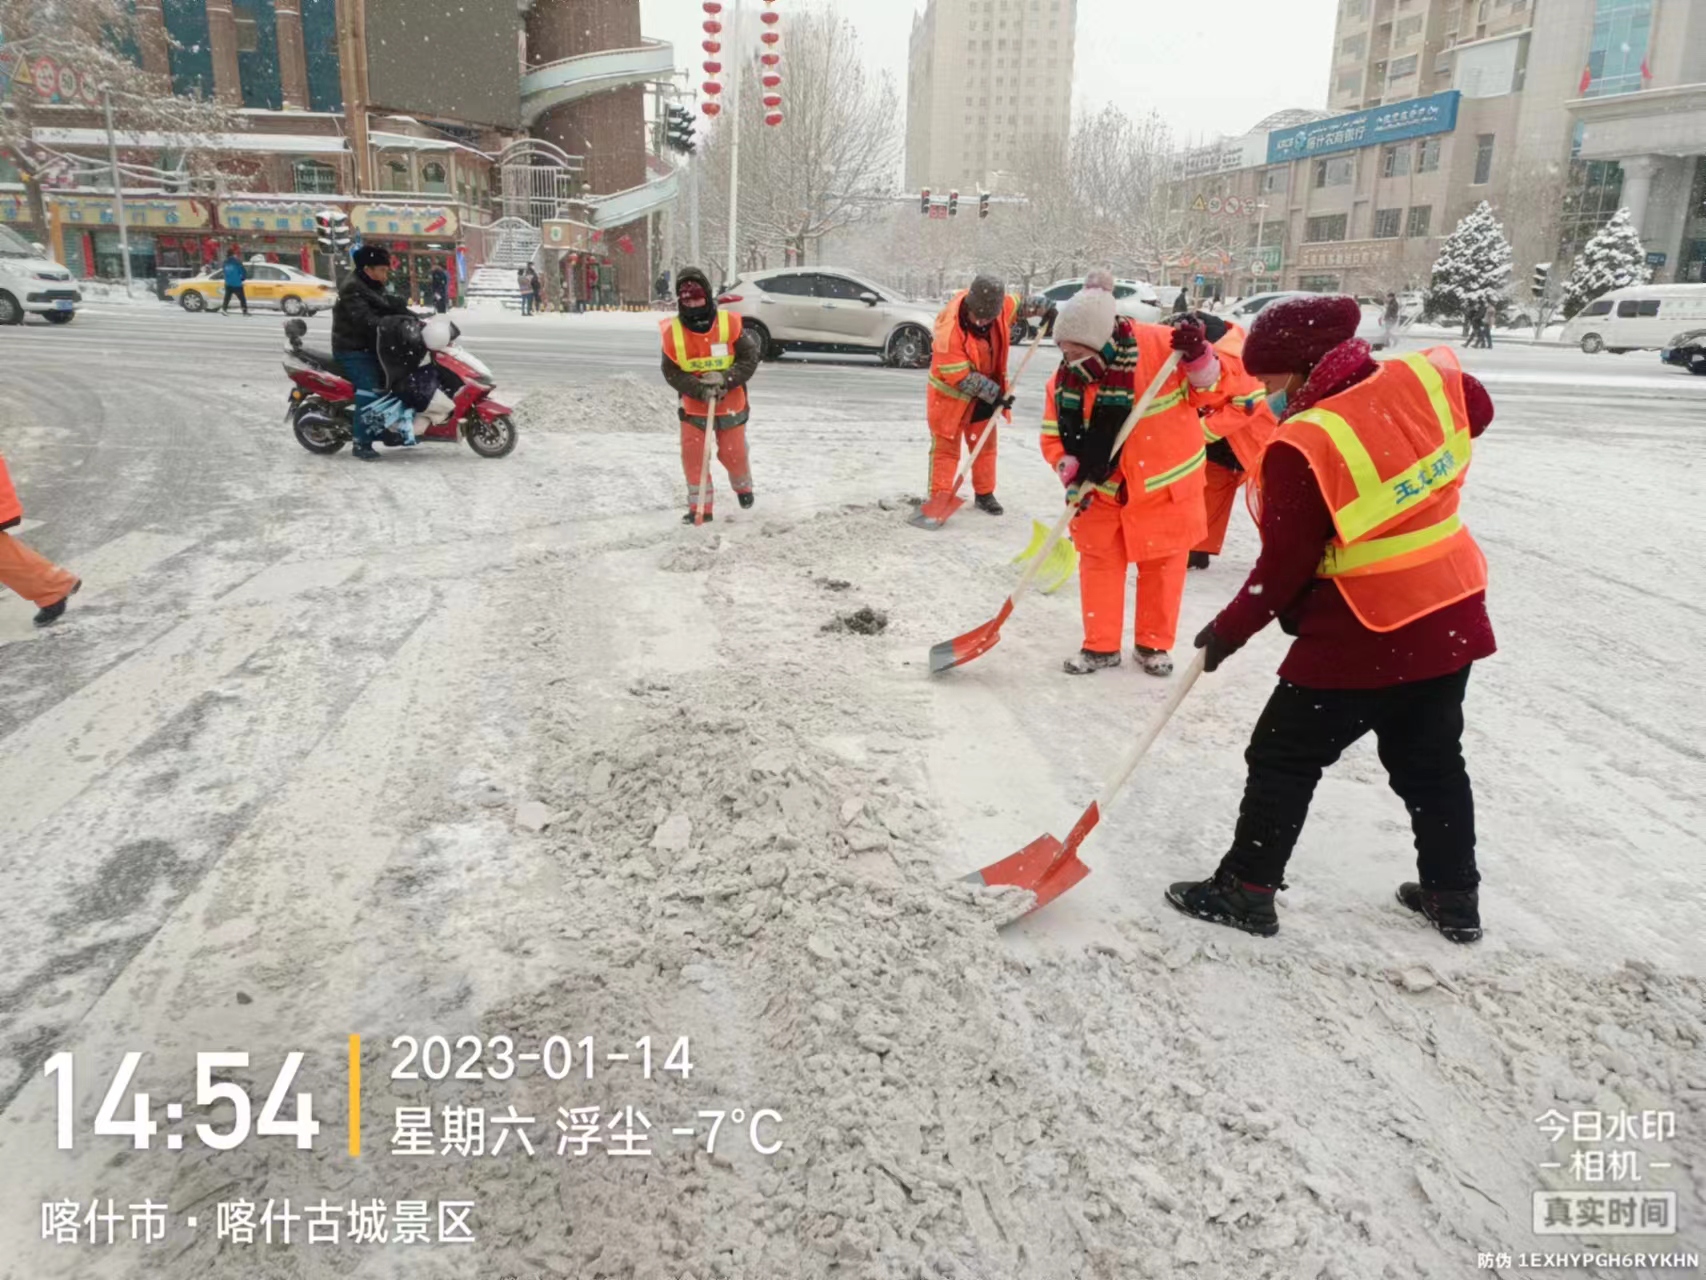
top-left (0, 225), bottom-right (80, 325)
top-left (718, 268), bottom-right (940, 368)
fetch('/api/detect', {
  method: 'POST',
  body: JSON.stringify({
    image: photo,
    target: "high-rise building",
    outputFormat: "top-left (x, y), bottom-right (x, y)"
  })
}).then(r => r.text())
top-left (1162, 0), bottom-right (1705, 296)
top-left (906, 0), bottom-right (1078, 194)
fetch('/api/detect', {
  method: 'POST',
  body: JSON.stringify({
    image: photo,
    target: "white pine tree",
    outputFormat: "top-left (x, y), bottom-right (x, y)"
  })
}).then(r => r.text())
top-left (1561, 207), bottom-right (1652, 319)
top-left (1424, 200), bottom-right (1513, 321)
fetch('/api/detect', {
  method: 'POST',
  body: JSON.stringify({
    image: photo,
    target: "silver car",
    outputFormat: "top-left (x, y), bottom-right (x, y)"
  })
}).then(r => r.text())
top-left (718, 267), bottom-right (939, 368)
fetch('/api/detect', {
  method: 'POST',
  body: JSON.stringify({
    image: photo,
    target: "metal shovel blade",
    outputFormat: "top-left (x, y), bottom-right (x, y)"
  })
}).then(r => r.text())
top-left (911, 490), bottom-right (966, 529)
top-left (961, 799), bottom-right (1102, 919)
top-left (928, 598), bottom-right (1013, 674)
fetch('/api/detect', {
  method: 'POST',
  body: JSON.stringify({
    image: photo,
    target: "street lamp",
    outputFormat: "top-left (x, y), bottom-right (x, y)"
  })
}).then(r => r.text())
top-left (100, 86), bottom-right (134, 296)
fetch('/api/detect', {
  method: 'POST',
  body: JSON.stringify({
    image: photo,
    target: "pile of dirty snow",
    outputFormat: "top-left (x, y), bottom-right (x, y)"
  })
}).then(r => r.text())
top-left (520, 373), bottom-right (680, 434)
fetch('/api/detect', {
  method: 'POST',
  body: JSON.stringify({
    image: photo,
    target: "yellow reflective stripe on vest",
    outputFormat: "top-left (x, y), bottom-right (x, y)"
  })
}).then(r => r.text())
top-left (672, 312), bottom-right (737, 374)
top-left (1318, 512), bottom-right (1463, 577)
top-left (1142, 384), bottom-right (1187, 418)
top-left (1290, 359), bottom-right (1470, 542)
top-left (1143, 446), bottom-right (1206, 493)
top-left (930, 375), bottom-right (973, 401)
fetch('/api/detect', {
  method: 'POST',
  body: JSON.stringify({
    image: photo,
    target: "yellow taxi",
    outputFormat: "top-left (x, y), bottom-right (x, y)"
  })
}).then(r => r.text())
top-left (167, 260), bottom-right (337, 316)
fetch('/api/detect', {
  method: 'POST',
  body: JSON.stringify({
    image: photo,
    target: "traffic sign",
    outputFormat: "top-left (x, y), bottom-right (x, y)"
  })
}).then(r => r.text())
top-left (1251, 261), bottom-right (1266, 275)
top-left (1207, 196), bottom-right (1223, 214)
top-left (31, 56), bottom-right (55, 97)
top-left (1191, 194), bottom-right (1207, 212)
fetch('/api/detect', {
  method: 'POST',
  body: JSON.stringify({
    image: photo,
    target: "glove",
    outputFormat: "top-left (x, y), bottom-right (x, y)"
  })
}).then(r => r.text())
top-left (995, 394), bottom-right (1016, 412)
top-left (1170, 319), bottom-right (1208, 363)
top-left (699, 370), bottom-right (726, 388)
top-left (960, 372), bottom-right (1003, 404)
top-left (1194, 621), bottom-right (1235, 673)
top-left (1055, 456), bottom-right (1080, 487)
top-left (692, 379), bottom-right (724, 401)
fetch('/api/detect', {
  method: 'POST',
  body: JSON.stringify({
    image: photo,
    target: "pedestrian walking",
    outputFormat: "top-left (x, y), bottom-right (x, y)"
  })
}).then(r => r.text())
top-left (1172, 286), bottom-right (1189, 316)
top-left (429, 264), bottom-right (449, 314)
top-left (1171, 294), bottom-right (1497, 943)
top-left (1381, 291), bottom-right (1401, 349)
top-left (661, 268), bottom-right (762, 524)
top-left (529, 266), bottom-right (544, 315)
top-left (0, 450), bottom-right (80, 627)
top-left (1478, 297), bottom-right (1498, 348)
top-left (518, 267), bottom-right (533, 316)
top-left (924, 274), bottom-right (1019, 517)
top-left (1040, 270), bottom-right (1224, 677)
top-left (221, 250), bottom-right (249, 315)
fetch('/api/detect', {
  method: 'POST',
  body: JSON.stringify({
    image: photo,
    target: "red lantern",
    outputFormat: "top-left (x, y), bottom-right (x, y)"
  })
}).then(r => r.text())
top-left (702, 101), bottom-right (721, 117)
top-left (703, 60), bottom-right (722, 74)
top-left (762, 73), bottom-right (781, 88)
top-left (703, 81), bottom-right (722, 95)
top-left (765, 111), bottom-right (783, 127)
top-left (761, 31), bottom-right (780, 45)
top-left (702, 39), bottom-right (721, 53)
top-left (761, 93), bottom-right (781, 108)
top-left (760, 9), bottom-right (779, 23)
top-left (701, 19), bottom-right (721, 33)
top-left (702, 0), bottom-right (722, 10)
top-left (761, 53), bottom-right (779, 66)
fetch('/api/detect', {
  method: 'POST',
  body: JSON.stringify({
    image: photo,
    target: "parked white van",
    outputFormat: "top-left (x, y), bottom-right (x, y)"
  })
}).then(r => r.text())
top-left (0, 225), bottom-right (81, 325)
top-left (1561, 283), bottom-right (1706, 354)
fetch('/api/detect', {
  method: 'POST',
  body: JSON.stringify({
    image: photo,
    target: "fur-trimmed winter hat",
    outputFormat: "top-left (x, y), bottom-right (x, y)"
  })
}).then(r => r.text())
top-left (1241, 293), bottom-right (1363, 376)
top-left (1052, 268), bottom-right (1118, 351)
top-left (965, 273), bottom-right (1006, 323)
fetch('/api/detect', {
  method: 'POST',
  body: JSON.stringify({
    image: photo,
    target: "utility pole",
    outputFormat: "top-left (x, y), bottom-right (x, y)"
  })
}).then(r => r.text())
top-left (723, 0), bottom-right (743, 285)
top-left (101, 88), bottom-right (134, 296)
top-left (336, 0), bottom-right (372, 193)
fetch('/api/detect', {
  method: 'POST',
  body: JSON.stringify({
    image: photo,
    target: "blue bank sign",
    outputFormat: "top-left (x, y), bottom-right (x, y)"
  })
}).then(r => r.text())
top-left (1266, 90), bottom-right (1461, 165)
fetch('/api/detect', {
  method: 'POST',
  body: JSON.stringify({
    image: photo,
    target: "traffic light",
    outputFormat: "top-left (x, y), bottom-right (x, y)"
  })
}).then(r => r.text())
top-left (979, 192), bottom-right (991, 219)
top-left (1531, 262), bottom-right (1551, 299)
top-left (920, 187), bottom-right (930, 215)
top-left (315, 208), bottom-right (351, 256)
top-left (948, 189), bottom-right (959, 217)
top-left (665, 105), bottom-right (697, 155)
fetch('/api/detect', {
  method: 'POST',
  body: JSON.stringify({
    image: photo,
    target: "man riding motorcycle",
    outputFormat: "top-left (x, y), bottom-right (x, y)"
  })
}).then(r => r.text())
top-left (332, 244), bottom-right (415, 461)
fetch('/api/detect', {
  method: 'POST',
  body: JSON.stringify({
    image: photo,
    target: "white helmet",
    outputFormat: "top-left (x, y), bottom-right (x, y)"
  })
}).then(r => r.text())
top-left (422, 316), bottom-right (455, 351)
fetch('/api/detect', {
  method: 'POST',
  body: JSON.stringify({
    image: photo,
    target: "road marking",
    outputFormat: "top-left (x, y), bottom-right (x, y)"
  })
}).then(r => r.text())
top-left (216, 557), bottom-right (360, 608)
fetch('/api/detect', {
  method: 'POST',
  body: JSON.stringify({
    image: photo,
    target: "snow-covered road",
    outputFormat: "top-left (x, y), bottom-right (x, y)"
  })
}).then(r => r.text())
top-left (1, 306), bottom-right (1702, 1278)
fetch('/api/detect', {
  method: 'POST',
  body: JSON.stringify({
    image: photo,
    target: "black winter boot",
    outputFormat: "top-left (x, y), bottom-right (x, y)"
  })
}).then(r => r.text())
top-left (34, 579), bottom-right (81, 627)
top-left (1062, 649), bottom-right (1121, 675)
top-left (352, 444), bottom-right (382, 461)
top-left (1396, 883), bottom-right (1482, 943)
top-left (683, 510), bottom-right (713, 525)
top-left (974, 493), bottom-right (1004, 515)
top-left (738, 492), bottom-right (755, 509)
top-left (1188, 550), bottom-right (1212, 570)
top-left (1165, 866), bottom-right (1280, 937)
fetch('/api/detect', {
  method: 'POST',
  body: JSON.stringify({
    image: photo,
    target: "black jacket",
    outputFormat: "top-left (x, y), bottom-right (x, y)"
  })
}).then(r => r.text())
top-left (332, 269), bottom-right (412, 354)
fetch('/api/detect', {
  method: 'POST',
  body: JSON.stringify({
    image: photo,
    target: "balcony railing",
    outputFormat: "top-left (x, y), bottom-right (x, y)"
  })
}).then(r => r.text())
top-left (520, 40), bottom-right (676, 124)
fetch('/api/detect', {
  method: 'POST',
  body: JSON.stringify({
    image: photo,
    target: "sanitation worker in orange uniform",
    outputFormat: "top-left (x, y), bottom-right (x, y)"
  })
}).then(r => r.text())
top-left (0, 450), bottom-right (80, 626)
top-left (660, 267), bottom-right (762, 525)
top-left (1184, 311), bottom-right (1280, 570)
top-left (1167, 294), bottom-right (1497, 944)
top-left (1038, 271), bottom-right (1225, 676)
top-left (926, 274), bottom-right (1020, 516)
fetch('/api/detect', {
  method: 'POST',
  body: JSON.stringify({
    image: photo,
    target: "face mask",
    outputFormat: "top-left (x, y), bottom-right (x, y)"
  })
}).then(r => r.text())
top-left (1266, 388), bottom-right (1290, 419)
top-left (1068, 353), bottom-right (1106, 382)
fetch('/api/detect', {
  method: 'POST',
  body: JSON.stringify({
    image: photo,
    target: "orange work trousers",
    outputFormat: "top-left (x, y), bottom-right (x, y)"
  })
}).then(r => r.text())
top-left (681, 421), bottom-right (753, 517)
top-left (1194, 461), bottom-right (1245, 556)
top-left (927, 414), bottom-right (997, 499)
top-left (0, 531), bottom-right (78, 608)
top-left (1072, 498), bottom-right (1190, 653)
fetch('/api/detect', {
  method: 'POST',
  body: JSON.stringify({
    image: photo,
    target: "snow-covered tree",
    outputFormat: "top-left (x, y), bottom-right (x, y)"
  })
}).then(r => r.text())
top-left (1424, 200), bottom-right (1513, 321)
top-left (1560, 207), bottom-right (1652, 319)
top-left (0, 0), bottom-right (243, 244)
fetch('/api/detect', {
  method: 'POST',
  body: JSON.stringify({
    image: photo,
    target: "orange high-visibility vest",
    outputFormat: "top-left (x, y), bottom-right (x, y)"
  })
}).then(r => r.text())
top-left (0, 455), bottom-right (21, 531)
top-left (1198, 324), bottom-right (1279, 473)
top-left (927, 290), bottom-right (1017, 431)
top-left (661, 310), bottom-right (749, 429)
top-left (1277, 346), bottom-right (1488, 633)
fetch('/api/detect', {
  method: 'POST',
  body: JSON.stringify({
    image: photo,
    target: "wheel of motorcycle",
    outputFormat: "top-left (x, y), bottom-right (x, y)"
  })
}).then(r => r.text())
top-left (464, 413), bottom-right (518, 459)
top-left (292, 408), bottom-right (347, 455)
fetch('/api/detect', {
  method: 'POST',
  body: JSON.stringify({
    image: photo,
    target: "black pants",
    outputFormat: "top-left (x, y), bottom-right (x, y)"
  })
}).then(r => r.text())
top-left (222, 284), bottom-right (247, 313)
top-left (1223, 666), bottom-right (1478, 891)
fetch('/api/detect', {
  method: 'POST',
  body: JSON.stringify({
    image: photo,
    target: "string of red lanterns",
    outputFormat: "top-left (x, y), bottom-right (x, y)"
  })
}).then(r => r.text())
top-left (761, 0), bottom-right (782, 126)
top-left (700, 2), bottom-right (723, 117)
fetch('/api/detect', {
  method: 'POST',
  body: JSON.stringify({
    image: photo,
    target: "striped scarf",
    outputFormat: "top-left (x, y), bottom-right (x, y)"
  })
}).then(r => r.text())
top-left (1054, 317), bottom-right (1141, 486)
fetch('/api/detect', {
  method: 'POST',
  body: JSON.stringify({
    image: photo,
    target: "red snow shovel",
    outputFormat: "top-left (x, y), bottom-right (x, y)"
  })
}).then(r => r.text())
top-left (692, 392), bottom-right (718, 527)
top-left (964, 649), bottom-right (1206, 916)
top-left (928, 351), bottom-right (1183, 674)
top-left (911, 333), bottom-right (1047, 530)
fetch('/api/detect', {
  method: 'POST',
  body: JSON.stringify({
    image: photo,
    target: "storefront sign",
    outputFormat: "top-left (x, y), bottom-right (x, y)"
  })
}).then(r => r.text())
top-left (542, 220), bottom-right (595, 251)
top-left (1267, 90), bottom-right (1460, 164)
top-left (219, 200), bottom-right (321, 234)
top-left (1645, 252), bottom-right (1667, 267)
top-left (1255, 245), bottom-right (1283, 273)
top-left (1298, 242), bottom-right (1395, 270)
top-left (45, 195), bottom-right (210, 229)
top-left (350, 203), bottom-right (459, 239)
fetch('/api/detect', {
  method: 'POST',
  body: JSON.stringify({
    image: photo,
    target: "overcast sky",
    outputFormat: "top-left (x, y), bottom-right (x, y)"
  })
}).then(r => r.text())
top-left (638, 0), bottom-right (1338, 147)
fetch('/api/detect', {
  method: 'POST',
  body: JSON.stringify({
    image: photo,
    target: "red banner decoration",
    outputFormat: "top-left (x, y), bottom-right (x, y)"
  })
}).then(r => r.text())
top-left (617, 234), bottom-right (635, 255)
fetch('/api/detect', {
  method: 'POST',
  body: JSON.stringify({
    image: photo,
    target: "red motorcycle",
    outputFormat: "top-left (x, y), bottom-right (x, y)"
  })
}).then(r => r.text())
top-left (282, 316), bottom-right (518, 458)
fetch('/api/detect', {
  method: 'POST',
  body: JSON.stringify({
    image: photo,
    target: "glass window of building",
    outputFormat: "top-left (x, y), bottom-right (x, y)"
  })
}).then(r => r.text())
top-left (1341, 34), bottom-right (1367, 59)
top-left (1584, 0), bottom-right (1653, 98)
top-left (1382, 145), bottom-right (1413, 178)
top-left (1337, 70), bottom-right (1362, 96)
top-left (1473, 134), bottom-right (1495, 185)
top-left (1395, 15), bottom-right (1424, 41)
top-left (293, 160), bottom-right (338, 194)
top-left (1389, 54), bottom-right (1419, 80)
top-left (1373, 208), bottom-right (1402, 238)
top-left (301, 0), bottom-right (343, 112)
top-left (1314, 156), bottom-right (1354, 188)
top-left (1306, 214), bottom-right (1348, 242)
top-left (234, 0), bottom-right (283, 110)
top-left (1415, 136), bottom-right (1441, 172)
top-left (385, 158), bottom-right (412, 192)
top-left (1342, 0), bottom-right (1368, 18)
top-left (163, 0), bottom-right (216, 99)
top-left (422, 162), bottom-right (449, 195)
top-left (1406, 206), bottom-right (1432, 238)
top-left (1262, 168), bottom-right (1288, 195)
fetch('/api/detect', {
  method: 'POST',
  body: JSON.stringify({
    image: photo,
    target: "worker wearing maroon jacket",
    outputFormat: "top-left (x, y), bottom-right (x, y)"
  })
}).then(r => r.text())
top-left (1165, 294), bottom-right (1496, 944)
